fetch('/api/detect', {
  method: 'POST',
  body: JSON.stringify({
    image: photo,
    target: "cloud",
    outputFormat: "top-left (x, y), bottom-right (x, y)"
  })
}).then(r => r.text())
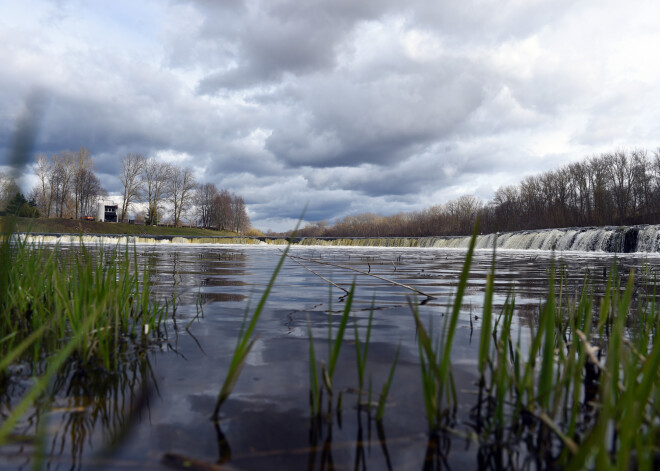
top-left (4, 0), bottom-right (660, 232)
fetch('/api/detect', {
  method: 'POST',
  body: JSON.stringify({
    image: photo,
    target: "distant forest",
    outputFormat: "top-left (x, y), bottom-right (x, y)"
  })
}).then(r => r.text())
top-left (0, 150), bottom-right (251, 233)
top-left (292, 149), bottom-right (660, 238)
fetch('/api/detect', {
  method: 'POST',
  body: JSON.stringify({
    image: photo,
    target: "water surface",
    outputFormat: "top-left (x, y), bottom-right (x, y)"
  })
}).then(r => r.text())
top-left (3, 245), bottom-right (659, 470)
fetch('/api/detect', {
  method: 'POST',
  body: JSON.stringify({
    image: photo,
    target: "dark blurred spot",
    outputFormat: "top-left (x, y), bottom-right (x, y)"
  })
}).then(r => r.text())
top-left (8, 90), bottom-right (46, 176)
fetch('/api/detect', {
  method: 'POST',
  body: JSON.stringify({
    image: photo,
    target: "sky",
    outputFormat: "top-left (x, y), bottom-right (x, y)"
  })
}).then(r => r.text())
top-left (2, 0), bottom-right (660, 231)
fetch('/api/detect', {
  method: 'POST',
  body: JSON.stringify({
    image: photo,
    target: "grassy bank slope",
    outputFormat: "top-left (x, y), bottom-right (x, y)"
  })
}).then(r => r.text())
top-left (2, 216), bottom-right (239, 237)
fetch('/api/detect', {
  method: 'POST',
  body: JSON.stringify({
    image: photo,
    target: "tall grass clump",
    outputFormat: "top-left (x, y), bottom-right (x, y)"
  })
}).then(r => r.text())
top-left (310, 283), bottom-right (354, 418)
top-left (467, 254), bottom-right (660, 469)
top-left (412, 224), bottom-right (478, 431)
top-left (0, 234), bottom-right (167, 444)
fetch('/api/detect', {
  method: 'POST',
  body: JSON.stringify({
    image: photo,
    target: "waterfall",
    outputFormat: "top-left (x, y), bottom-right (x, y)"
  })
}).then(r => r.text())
top-left (421, 226), bottom-right (650, 253)
top-left (13, 225), bottom-right (660, 253)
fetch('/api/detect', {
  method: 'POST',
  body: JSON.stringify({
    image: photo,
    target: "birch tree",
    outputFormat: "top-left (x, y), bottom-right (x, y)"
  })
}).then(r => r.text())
top-left (119, 153), bottom-right (146, 222)
top-left (142, 158), bottom-right (171, 226)
top-left (78, 168), bottom-right (104, 217)
top-left (72, 148), bottom-right (93, 219)
top-left (195, 182), bottom-right (218, 228)
top-left (169, 165), bottom-right (196, 226)
top-left (231, 194), bottom-right (250, 233)
top-left (51, 151), bottom-right (75, 218)
top-left (32, 153), bottom-right (53, 217)
top-left (213, 189), bottom-right (234, 230)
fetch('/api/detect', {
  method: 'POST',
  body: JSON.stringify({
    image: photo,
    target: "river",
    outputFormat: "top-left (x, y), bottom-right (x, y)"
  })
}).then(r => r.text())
top-left (2, 243), bottom-right (659, 470)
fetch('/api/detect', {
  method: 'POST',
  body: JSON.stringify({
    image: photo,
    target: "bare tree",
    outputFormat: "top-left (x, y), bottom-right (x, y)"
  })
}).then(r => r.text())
top-left (491, 185), bottom-right (520, 232)
top-left (32, 153), bottom-right (53, 217)
top-left (169, 165), bottom-right (197, 226)
top-left (568, 161), bottom-right (591, 226)
top-left (195, 182), bottom-right (218, 228)
top-left (631, 149), bottom-right (652, 219)
top-left (119, 153), bottom-right (146, 223)
top-left (454, 194), bottom-right (482, 233)
top-left (72, 148), bottom-right (93, 219)
top-left (609, 150), bottom-right (635, 223)
top-left (51, 151), bottom-right (75, 218)
top-left (142, 158), bottom-right (171, 226)
top-left (231, 194), bottom-right (250, 233)
top-left (78, 168), bottom-right (105, 217)
top-left (213, 189), bottom-right (234, 230)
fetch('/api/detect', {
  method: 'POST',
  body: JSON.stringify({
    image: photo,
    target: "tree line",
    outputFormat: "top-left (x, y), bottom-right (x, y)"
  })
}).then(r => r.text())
top-left (0, 149), bottom-right (250, 232)
top-left (291, 148), bottom-right (660, 238)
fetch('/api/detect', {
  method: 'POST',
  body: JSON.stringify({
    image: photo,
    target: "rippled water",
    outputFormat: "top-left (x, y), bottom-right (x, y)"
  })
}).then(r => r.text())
top-left (3, 244), bottom-right (660, 470)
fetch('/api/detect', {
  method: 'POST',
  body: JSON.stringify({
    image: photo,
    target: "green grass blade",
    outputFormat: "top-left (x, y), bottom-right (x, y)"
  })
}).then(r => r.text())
top-left (328, 283), bottom-right (354, 379)
top-left (377, 343), bottom-right (400, 422)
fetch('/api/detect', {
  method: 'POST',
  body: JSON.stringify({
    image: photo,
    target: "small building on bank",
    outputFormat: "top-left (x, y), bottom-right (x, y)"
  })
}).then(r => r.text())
top-left (97, 201), bottom-right (118, 222)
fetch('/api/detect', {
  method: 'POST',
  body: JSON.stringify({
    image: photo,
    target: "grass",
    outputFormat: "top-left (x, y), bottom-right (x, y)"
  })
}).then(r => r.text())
top-left (353, 301), bottom-right (374, 402)
top-left (446, 250), bottom-right (660, 469)
top-left (0, 219), bottom-right (168, 446)
top-left (411, 223), bottom-right (479, 430)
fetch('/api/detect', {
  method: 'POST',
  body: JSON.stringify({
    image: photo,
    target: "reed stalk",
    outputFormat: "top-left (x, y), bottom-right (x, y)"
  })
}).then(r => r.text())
top-left (354, 301), bottom-right (375, 399)
top-left (412, 224), bottom-right (479, 431)
top-left (212, 243), bottom-right (292, 420)
top-left (376, 343), bottom-right (400, 422)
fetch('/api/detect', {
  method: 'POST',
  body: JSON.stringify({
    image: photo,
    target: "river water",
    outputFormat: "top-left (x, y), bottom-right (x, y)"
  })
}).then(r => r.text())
top-left (3, 244), bottom-right (660, 470)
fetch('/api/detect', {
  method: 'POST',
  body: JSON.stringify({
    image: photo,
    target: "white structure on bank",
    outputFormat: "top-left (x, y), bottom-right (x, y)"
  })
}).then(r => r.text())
top-left (96, 201), bottom-right (118, 222)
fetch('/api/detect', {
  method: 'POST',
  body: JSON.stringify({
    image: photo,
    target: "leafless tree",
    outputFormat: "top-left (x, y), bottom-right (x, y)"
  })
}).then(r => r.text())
top-left (72, 148), bottom-right (93, 219)
top-left (169, 165), bottom-right (197, 226)
top-left (142, 158), bottom-right (171, 226)
top-left (195, 182), bottom-right (218, 228)
top-left (631, 149), bottom-right (652, 219)
top-left (568, 161), bottom-right (591, 226)
top-left (213, 189), bottom-right (234, 230)
top-left (453, 194), bottom-right (483, 233)
top-left (609, 150), bottom-right (635, 224)
top-left (78, 168), bottom-right (105, 217)
top-left (588, 155), bottom-right (613, 226)
top-left (286, 148), bottom-right (660, 237)
top-left (51, 151), bottom-right (75, 218)
top-left (32, 153), bottom-right (53, 217)
top-left (491, 185), bottom-right (520, 232)
top-left (119, 153), bottom-right (146, 222)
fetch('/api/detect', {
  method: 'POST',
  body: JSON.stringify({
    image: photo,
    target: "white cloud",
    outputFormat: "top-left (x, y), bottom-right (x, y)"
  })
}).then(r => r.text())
top-left (3, 0), bottom-right (660, 231)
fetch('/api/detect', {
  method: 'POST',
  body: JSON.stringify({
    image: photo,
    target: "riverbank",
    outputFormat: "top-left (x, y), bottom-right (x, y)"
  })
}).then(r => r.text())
top-left (0, 216), bottom-right (244, 237)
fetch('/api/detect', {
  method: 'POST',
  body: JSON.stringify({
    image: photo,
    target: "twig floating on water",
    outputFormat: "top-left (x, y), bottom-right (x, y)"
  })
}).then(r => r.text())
top-left (287, 254), bottom-right (435, 302)
top-left (282, 251), bottom-right (350, 299)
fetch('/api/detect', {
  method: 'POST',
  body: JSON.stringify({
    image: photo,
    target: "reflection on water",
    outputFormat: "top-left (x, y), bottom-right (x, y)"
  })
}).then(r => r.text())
top-left (0, 353), bottom-right (155, 470)
top-left (3, 245), bottom-right (659, 470)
